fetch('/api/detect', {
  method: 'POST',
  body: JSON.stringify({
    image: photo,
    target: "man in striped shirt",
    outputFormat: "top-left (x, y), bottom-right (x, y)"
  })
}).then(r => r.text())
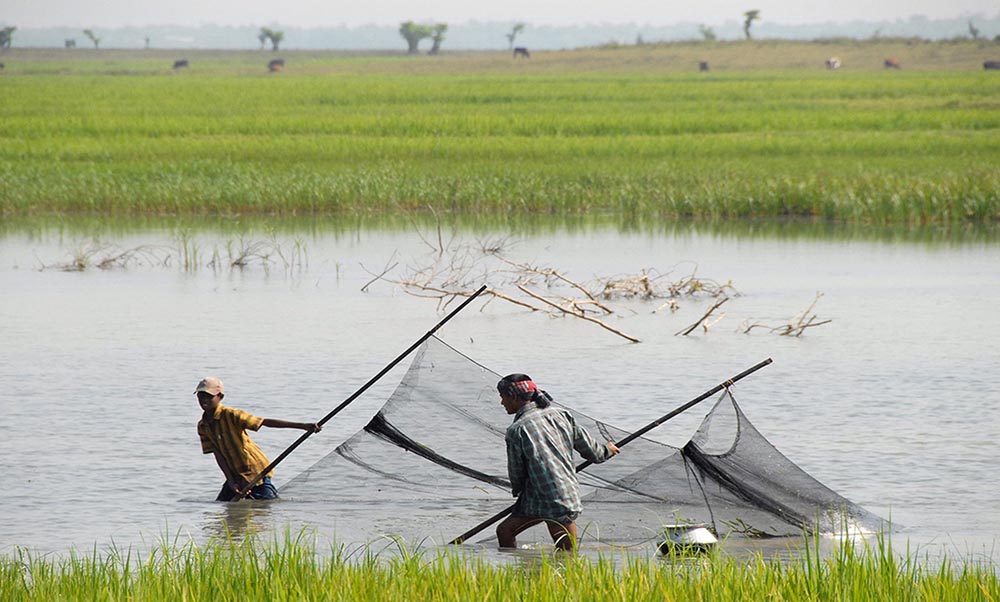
top-left (495, 374), bottom-right (620, 550)
top-left (195, 377), bottom-right (321, 501)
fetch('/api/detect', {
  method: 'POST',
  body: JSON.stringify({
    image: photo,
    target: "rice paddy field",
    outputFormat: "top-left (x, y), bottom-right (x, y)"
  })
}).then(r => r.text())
top-left (1, 41), bottom-right (999, 225)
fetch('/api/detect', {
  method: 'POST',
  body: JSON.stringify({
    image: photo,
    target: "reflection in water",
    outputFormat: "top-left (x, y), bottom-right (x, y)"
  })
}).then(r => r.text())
top-left (496, 544), bottom-right (590, 573)
top-left (201, 500), bottom-right (276, 543)
top-left (2, 214), bottom-right (997, 245)
top-left (473, 532), bottom-right (861, 570)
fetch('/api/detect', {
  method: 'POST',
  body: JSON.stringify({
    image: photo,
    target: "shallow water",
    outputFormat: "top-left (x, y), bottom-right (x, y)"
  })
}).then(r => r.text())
top-left (1, 222), bottom-right (997, 564)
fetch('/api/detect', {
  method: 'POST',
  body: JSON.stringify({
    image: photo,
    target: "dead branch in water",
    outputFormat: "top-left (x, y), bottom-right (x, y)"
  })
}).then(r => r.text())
top-left (675, 296), bottom-right (729, 336)
top-left (653, 298), bottom-right (680, 313)
top-left (42, 237), bottom-right (307, 273)
top-left (517, 284), bottom-right (641, 343)
top-left (598, 266), bottom-right (736, 301)
top-left (362, 251), bottom-right (399, 293)
top-left (363, 232), bottom-right (739, 343)
top-left (598, 269), bottom-right (659, 299)
top-left (493, 255), bottom-right (614, 314)
top-left (39, 243), bottom-right (171, 271)
top-left (739, 292), bottom-right (832, 336)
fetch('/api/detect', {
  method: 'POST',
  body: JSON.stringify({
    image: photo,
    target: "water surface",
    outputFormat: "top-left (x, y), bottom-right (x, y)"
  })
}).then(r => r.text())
top-left (1, 221), bottom-right (997, 564)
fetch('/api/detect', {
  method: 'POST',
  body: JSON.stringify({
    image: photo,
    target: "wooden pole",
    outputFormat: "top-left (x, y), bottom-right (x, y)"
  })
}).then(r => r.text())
top-left (236, 285), bottom-right (488, 498)
top-left (448, 357), bottom-right (774, 545)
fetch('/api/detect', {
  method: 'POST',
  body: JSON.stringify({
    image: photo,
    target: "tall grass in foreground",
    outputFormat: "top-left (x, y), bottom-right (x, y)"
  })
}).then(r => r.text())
top-left (1, 534), bottom-right (996, 601)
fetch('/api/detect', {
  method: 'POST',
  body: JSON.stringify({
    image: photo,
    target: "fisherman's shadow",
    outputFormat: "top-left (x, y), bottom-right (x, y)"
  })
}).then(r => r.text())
top-left (201, 500), bottom-right (277, 543)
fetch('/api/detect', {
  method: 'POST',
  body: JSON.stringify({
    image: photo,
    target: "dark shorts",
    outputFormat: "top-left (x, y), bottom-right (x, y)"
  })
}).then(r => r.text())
top-left (510, 510), bottom-right (580, 525)
top-left (551, 512), bottom-right (580, 525)
top-left (216, 477), bottom-right (278, 502)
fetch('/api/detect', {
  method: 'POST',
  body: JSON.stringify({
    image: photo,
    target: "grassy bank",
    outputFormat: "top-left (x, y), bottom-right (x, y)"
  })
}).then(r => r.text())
top-left (1, 535), bottom-right (996, 601)
top-left (1, 43), bottom-right (999, 224)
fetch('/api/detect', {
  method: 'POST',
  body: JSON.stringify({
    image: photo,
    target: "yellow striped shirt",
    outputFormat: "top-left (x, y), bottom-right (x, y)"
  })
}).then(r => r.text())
top-left (198, 405), bottom-right (273, 483)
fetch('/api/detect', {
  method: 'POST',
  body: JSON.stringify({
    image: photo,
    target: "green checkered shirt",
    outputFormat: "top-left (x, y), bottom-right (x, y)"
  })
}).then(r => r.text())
top-left (505, 402), bottom-right (614, 520)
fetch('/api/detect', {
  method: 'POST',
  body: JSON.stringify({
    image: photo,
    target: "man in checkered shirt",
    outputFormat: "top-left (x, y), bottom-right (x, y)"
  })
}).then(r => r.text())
top-left (495, 373), bottom-right (620, 550)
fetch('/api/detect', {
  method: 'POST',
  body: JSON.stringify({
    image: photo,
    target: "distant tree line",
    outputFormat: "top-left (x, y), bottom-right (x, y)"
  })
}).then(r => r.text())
top-left (6, 15), bottom-right (1000, 50)
top-left (398, 21), bottom-right (531, 55)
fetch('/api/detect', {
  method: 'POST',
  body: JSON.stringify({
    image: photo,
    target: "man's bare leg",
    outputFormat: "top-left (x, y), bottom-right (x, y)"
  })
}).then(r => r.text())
top-left (496, 515), bottom-right (544, 548)
top-left (546, 520), bottom-right (577, 551)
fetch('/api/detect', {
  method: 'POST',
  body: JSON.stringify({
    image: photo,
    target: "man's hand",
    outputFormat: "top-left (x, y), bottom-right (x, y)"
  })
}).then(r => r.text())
top-left (262, 418), bottom-right (323, 432)
top-left (607, 441), bottom-right (621, 456)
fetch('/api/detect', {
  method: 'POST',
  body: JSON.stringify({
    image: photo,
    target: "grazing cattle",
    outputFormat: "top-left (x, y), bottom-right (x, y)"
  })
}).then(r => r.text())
top-left (698, 60), bottom-right (710, 72)
top-left (172, 59), bottom-right (189, 70)
top-left (984, 61), bottom-right (1000, 70)
top-left (825, 57), bottom-right (841, 70)
top-left (513, 47), bottom-right (530, 59)
top-left (268, 58), bottom-right (285, 72)
top-left (884, 57), bottom-right (901, 69)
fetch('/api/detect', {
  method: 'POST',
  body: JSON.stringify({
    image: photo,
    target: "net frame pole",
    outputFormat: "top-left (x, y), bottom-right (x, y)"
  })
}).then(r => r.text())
top-left (236, 285), bottom-right (488, 498)
top-left (448, 357), bottom-right (773, 545)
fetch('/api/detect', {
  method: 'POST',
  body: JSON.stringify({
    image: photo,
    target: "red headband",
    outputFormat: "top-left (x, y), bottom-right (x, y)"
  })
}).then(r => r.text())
top-left (511, 380), bottom-right (537, 395)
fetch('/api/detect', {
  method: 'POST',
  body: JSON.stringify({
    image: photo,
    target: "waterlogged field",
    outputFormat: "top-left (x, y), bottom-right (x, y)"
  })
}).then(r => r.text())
top-left (1, 43), bottom-right (999, 224)
top-left (1, 535), bottom-right (997, 602)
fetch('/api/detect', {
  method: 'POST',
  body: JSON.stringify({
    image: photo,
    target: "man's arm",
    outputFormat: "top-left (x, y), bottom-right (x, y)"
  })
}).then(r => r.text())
top-left (261, 418), bottom-right (322, 432)
top-left (569, 414), bottom-right (620, 463)
top-left (212, 450), bottom-right (247, 491)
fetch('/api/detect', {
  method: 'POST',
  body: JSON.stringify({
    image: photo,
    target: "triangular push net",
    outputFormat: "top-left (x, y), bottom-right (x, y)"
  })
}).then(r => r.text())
top-left (281, 336), bottom-right (885, 545)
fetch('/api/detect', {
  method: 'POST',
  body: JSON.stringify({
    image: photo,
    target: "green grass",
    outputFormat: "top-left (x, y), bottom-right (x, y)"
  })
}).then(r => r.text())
top-left (1, 533), bottom-right (996, 601)
top-left (1, 43), bottom-right (999, 224)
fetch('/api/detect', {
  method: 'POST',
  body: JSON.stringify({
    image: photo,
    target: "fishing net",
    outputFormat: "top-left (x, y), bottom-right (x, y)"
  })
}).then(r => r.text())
top-left (281, 336), bottom-right (885, 545)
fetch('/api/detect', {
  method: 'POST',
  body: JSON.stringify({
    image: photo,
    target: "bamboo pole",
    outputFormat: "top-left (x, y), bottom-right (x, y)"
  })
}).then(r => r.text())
top-left (236, 284), bottom-right (488, 498)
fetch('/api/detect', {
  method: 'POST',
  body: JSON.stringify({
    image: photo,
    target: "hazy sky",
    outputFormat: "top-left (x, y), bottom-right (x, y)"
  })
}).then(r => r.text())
top-left (4, 0), bottom-right (998, 28)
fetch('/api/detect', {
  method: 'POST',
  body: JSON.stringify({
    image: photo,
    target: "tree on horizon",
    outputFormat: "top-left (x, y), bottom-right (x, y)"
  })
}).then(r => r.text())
top-left (0, 26), bottom-right (16, 50)
top-left (743, 10), bottom-right (761, 40)
top-left (258, 27), bottom-right (283, 51)
top-left (83, 28), bottom-right (100, 49)
top-left (269, 30), bottom-right (284, 51)
top-left (399, 21), bottom-right (433, 54)
top-left (506, 22), bottom-right (526, 50)
top-left (428, 23), bottom-right (448, 55)
top-left (968, 20), bottom-right (980, 40)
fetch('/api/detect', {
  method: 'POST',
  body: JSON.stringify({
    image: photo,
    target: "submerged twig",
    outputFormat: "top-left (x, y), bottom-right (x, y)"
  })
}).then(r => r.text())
top-left (362, 251), bottom-right (399, 293)
top-left (494, 255), bottom-right (614, 314)
top-left (366, 230), bottom-right (739, 343)
top-left (39, 243), bottom-right (172, 271)
top-left (675, 296), bottom-right (729, 336)
top-left (517, 284), bottom-right (640, 343)
top-left (740, 292), bottom-right (831, 336)
top-left (43, 237), bottom-right (307, 274)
